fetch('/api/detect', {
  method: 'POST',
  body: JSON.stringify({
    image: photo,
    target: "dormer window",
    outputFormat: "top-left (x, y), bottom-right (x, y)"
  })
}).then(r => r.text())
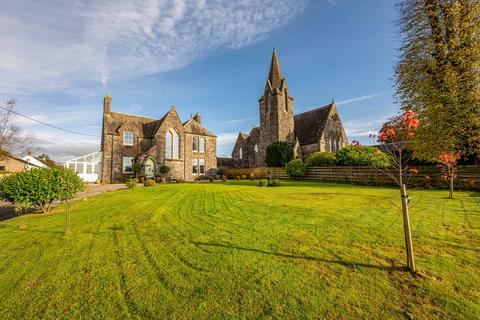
top-left (123, 131), bottom-right (134, 146)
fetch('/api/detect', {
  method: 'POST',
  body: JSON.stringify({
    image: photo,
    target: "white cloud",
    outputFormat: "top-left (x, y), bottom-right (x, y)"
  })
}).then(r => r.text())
top-left (0, 0), bottom-right (307, 94)
top-left (336, 92), bottom-right (390, 106)
top-left (223, 117), bottom-right (255, 124)
top-left (216, 132), bottom-right (239, 157)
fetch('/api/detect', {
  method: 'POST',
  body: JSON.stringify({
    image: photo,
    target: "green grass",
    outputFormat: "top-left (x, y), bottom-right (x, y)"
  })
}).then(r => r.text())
top-left (0, 181), bottom-right (479, 319)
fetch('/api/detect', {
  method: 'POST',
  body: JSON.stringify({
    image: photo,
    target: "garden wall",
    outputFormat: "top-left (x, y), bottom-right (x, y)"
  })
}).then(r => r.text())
top-left (269, 165), bottom-right (480, 190)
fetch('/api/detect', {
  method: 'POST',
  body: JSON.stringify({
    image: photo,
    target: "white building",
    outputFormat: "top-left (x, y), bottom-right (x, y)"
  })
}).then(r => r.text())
top-left (21, 155), bottom-right (49, 170)
top-left (65, 151), bottom-right (103, 183)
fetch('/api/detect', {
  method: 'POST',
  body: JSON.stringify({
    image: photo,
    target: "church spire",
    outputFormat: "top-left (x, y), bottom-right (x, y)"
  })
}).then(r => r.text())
top-left (268, 47), bottom-right (283, 89)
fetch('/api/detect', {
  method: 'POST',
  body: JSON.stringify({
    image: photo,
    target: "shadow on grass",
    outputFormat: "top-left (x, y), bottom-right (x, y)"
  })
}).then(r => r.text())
top-left (192, 241), bottom-right (407, 273)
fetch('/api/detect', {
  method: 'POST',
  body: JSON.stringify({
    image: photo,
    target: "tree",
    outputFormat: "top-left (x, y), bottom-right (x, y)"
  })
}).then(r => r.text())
top-left (370, 109), bottom-right (420, 273)
top-left (57, 168), bottom-right (85, 234)
top-left (395, 0), bottom-right (480, 162)
top-left (0, 99), bottom-right (35, 158)
top-left (36, 154), bottom-right (56, 168)
top-left (438, 151), bottom-right (461, 199)
top-left (265, 141), bottom-right (294, 167)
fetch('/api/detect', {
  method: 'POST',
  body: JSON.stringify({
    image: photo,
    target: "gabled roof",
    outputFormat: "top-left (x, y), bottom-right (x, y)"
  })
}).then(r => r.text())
top-left (183, 119), bottom-right (216, 137)
top-left (239, 132), bottom-right (250, 140)
top-left (106, 111), bottom-right (162, 138)
top-left (294, 103), bottom-right (335, 145)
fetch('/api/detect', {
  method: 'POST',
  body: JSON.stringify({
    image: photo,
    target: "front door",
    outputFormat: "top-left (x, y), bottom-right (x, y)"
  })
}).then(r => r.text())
top-left (144, 159), bottom-right (155, 178)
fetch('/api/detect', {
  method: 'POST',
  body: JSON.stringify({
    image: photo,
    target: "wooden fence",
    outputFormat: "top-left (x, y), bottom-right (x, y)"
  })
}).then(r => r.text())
top-left (227, 166), bottom-right (480, 190)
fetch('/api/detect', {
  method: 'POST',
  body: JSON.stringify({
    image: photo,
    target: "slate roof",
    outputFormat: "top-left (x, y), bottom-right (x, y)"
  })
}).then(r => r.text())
top-left (105, 111), bottom-right (164, 138)
top-left (294, 103), bottom-right (334, 145)
top-left (183, 119), bottom-right (216, 137)
top-left (217, 157), bottom-right (234, 167)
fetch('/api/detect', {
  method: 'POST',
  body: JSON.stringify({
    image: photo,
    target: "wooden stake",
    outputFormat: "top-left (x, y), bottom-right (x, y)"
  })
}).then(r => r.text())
top-left (401, 184), bottom-right (415, 273)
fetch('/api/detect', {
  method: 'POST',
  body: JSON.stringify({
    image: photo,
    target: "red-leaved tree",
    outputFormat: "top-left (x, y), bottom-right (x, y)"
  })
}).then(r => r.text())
top-left (370, 109), bottom-right (420, 273)
top-left (438, 152), bottom-right (461, 199)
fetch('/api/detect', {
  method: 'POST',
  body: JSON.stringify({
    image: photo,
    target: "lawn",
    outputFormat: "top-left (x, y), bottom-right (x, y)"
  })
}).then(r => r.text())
top-left (0, 181), bottom-right (479, 319)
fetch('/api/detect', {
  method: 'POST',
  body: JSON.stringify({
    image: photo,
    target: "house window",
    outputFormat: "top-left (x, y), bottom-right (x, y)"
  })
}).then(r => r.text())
top-left (199, 159), bottom-right (205, 175)
top-left (193, 136), bottom-right (198, 152)
top-left (123, 157), bottom-right (134, 173)
top-left (199, 137), bottom-right (205, 153)
top-left (123, 131), bottom-right (134, 146)
top-left (192, 158), bottom-right (198, 175)
top-left (166, 129), bottom-right (180, 159)
top-left (239, 147), bottom-right (243, 160)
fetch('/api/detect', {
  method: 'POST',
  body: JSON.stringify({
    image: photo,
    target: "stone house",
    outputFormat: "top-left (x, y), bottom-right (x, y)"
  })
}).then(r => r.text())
top-left (101, 96), bottom-right (217, 183)
top-left (0, 154), bottom-right (41, 172)
top-left (232, 49), bottom-right (348, 167)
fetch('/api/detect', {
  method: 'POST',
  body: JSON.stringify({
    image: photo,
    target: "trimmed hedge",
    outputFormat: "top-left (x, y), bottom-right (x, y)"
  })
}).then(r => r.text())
top-left (285, 159), bottom-right (308, 178)
top-left (266, 141), bottom-right (294, 167)
top-left (336, 146), bottom-right (391, 167)
top-left (306, 152), bottom-right (338, 166)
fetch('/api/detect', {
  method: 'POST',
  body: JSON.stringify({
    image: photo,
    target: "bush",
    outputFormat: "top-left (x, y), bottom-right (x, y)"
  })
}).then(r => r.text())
top-left (144, 179), bottom-right (156, 187)
top-left (241, 174), bottom-right (247, 180)
top-left (266, 141), bottom-right (294, 167)
top-left (209, 177), bottom-right (214, 182)
top-left (306, 152), bottom-right (338, 167)
top-left (95, 179), bottom-right (101, 184)
top-left (236, 175), bottom-right (241, 181)
top-left (285, 159), bottom-right (308, 178)
top-left (335, 146), bottom-right (391, 167)
top-left (268, 179), bottom-right (281, 187)
top-left (259, 179), bottom-right (268, 187)
top-left (176, 178), bottom-right (185, 184)
top-left (222, 175), bottom-right (227, 182)
top-left (249, 173), bottom-right (255, 180)
top-left (160, 165), bottom-right (170, 175)
top-left (125, 178), bottom-right (137, 189)
top-left (0, 168), bottom-right (85, 213)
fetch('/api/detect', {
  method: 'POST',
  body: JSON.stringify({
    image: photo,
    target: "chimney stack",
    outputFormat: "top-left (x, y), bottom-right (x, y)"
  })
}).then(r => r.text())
top-left (103, 95), bottom-right (111, 115)
top-left (193, 112), bottom-right (202, 124)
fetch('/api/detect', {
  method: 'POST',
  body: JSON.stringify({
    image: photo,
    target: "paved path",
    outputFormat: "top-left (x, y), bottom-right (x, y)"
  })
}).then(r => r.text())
top-left (0, 183), bottom-right (128, 222)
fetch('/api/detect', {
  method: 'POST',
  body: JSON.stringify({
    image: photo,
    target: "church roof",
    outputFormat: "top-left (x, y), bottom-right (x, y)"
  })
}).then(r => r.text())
top-left (294, 103), bottom-right (334, 145)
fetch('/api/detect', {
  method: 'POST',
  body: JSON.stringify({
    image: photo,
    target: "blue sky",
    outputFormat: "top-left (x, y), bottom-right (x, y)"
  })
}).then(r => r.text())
top-left (1, 0), bottom-right (400, 161)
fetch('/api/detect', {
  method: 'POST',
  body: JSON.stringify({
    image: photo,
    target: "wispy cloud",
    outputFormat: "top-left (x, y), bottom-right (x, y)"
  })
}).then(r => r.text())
top-left (223, 117), bottom-right (255, 124)
top-left (336, 92), bottom-right (391, 106)
top-left (216, 132), bottom-right (239, 157)
top-left (0, 0), bottom-right (307, 94)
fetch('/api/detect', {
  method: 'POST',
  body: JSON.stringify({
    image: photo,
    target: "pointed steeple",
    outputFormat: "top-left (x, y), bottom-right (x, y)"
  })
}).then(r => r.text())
top-left (268, 47), bottom-right (283, 89)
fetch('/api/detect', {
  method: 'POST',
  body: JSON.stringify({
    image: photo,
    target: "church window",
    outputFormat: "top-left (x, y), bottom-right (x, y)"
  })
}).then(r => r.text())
top-left (254, 144), bottom-right (259, 159)
top-left (199, 159), bottom-right (205, 175)
top-left (239, 147), bottom-right (243, 160)
top-left (192, 159), bottom-right (198, 175)
top-left (329, 139), bottom-right (333, 152)
top-left (123, 131), bottom-right (134, 146)
top-left (122, 157), bottom-right (134, 173)
top-left (193, 136), bottom-right (198, 152)
top-left (199, 137), bottom-right (205, 153)
top-left (166, 128), bottom-right (180, 160)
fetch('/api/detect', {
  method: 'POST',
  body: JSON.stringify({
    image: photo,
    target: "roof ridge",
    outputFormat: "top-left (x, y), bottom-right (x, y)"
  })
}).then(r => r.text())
top-left (111, 111), bottom-right (158, 121)
top-left (295, 103), bottom-right (333, 117)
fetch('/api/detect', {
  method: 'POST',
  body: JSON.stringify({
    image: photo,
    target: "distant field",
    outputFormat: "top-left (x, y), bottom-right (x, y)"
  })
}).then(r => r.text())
top-left (0, 181), bottom-right (478, 319)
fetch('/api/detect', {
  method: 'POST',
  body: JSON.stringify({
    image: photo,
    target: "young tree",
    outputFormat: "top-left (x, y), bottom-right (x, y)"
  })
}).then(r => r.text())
top-left (370, 109), bottom-right (420, 273)
top-left (395, 0), bottom-right (480, 162)
top-left (438, 151), bottom-right (461, 199)
top-left (57, 168), bottom-right (85, 234)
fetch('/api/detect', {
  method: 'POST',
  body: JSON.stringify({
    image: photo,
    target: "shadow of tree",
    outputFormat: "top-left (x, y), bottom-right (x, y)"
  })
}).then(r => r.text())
top-left (192, 241), bottom-right (407, 272)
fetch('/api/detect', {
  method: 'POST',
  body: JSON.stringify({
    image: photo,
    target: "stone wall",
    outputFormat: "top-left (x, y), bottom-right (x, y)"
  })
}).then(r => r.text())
top-left (184, 133), bottom-right (217, 181)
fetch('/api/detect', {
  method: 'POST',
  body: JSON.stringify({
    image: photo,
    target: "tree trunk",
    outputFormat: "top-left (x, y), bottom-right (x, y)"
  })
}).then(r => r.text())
top-left (449, 173), bottom-right (454, 199)
top-left (401, 184), bottom-right (416, 273)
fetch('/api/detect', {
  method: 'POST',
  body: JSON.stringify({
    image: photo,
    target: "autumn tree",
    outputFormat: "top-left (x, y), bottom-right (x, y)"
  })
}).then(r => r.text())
top-left (395, 0), bottom-right (480, 162)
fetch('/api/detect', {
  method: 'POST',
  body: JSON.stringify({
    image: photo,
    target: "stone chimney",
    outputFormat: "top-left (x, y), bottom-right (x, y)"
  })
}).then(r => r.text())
top-left (103, 95), bottom-right (111, 115)
top-left (193, 112), bottom-right (202, 124)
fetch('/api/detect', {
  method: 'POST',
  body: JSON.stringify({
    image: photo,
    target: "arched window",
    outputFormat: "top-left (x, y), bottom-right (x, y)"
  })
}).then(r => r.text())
top-left (254, 144), bottom-right (258, 159)
top-left (166, 128), bottom-right (180, 159)
top-left (239, 147), bottom-right (243, 160)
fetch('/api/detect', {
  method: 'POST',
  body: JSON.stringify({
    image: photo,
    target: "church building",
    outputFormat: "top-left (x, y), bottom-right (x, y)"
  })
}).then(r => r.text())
top-left (231, 49), bottom-right (348, 167)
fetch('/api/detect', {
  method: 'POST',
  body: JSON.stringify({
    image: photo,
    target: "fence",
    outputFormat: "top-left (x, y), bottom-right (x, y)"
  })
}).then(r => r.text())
top-left (228, 166), bottom-right (480, 190)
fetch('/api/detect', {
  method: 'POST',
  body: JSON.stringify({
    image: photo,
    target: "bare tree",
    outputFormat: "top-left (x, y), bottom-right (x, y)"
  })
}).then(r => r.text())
top-left (0, 99), bottom-right (36, 158)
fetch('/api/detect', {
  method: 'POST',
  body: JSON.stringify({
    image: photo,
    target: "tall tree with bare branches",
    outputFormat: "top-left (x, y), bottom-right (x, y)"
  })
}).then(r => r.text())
top-left (0, 99), bottom-right (35, 158)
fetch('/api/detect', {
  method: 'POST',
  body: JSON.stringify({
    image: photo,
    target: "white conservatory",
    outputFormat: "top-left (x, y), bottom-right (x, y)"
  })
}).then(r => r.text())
top-left (65, 151), bottom-right (102, 183)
